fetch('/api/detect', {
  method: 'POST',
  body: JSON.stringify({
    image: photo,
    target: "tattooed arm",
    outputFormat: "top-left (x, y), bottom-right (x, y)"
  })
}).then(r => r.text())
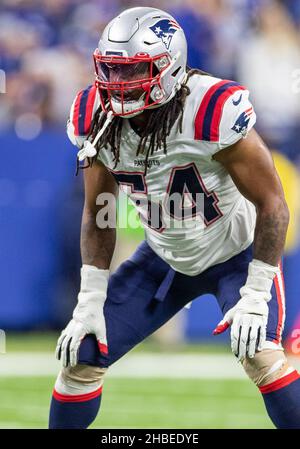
top-left (213, 129), bottom-right (289, 266)
top-left (213, 129), bottom-right (289, 359)
top-left (81, 161), bottom-right (118, 269)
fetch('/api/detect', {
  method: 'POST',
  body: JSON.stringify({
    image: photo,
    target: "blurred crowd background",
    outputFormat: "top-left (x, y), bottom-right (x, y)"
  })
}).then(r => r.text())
top-left (1, 0), bottom-right (300, 348)
top-left (2, 0), bottom-right (300, 155)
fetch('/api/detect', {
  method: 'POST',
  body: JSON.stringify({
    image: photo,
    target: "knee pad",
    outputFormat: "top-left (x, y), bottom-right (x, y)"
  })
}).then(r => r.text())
top-left (242, 349), bottom-right (292, 387)
top-left (55, 365), bottom-right (108, 396)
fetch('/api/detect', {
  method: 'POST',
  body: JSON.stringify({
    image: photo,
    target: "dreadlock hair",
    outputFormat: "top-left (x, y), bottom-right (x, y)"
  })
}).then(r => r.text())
top-left (77, 67), bottom-right (210, 176)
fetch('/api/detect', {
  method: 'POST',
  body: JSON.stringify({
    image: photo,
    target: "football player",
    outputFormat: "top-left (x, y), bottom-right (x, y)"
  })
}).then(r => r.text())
top-left (49, 7), bottom-right (300, 429)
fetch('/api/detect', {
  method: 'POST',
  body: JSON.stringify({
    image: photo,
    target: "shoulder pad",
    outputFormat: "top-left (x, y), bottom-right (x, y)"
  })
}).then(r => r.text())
top-left (67, 84), bottom-right (100, 148)
top-left (194, 79), bottom-right (256, 147)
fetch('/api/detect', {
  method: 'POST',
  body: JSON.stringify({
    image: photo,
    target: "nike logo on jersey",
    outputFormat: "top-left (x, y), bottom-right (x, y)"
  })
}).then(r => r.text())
top-left (232, 93), bottom-right (242, 106)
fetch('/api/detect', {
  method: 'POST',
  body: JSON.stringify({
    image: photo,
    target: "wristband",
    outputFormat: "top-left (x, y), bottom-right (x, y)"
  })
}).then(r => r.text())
top-left (80, 264), bottom-right (109, 295)
top-left (239, 259), bottom-right (280, 303)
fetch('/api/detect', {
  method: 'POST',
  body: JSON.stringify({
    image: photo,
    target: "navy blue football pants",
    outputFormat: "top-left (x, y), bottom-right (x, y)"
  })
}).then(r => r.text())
top-left (77, 240), bottom-right (285, 368)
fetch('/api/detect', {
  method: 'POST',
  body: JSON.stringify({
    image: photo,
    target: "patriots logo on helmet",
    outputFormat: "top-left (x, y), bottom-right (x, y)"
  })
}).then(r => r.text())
top-left (232, 107), bottom-right (253, 136)
top-left (149, 19), bottom-right (181, 50)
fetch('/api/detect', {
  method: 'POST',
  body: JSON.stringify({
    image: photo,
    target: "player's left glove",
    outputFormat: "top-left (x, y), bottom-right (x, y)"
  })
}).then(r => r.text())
top-left (55, 265), bottom-right (109, 368)
top-left (213, 259), bottom-right (280, 362)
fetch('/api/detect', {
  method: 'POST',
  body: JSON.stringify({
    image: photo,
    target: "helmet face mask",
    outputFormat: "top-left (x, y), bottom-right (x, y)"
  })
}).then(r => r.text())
top-left (94, 50), bottom-right (172, 117)
top-left (94, 7), bottom-right (188, 118)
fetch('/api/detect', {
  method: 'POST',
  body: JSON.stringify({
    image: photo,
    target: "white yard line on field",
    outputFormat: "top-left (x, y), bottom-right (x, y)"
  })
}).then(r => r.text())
top-left (0, 352), bottom-right (299, 378)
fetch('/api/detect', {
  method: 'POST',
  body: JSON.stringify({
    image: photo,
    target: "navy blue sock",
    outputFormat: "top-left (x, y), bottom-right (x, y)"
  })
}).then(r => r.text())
top-left (49, 387), bottom-right (102, 429)
top-left (260, 370), bottom-right (300, 429)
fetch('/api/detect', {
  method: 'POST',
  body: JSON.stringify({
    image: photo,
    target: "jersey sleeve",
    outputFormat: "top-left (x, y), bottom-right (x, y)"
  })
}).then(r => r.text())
top-left (193, 79), bottom-right (256, 155)
top-left (218, 88), bottom-right (256, 150)
top-left (66, 84), bottom-right (100, 148)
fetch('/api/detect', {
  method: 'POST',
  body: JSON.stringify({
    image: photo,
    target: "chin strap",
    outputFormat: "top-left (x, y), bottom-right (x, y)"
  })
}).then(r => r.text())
top-left (77, 110), bottom-right (114, 162)
top-left (112, 91), bottom-right (147, 118)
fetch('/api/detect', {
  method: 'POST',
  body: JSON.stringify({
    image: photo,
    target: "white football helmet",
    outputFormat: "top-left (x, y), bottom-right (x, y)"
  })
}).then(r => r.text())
top-left (94, 7), bottom-right (188, 117)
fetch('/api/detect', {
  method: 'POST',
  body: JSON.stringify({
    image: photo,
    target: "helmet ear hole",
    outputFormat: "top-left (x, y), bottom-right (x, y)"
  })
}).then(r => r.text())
top-left (171, 66), bottom-right (181, 77)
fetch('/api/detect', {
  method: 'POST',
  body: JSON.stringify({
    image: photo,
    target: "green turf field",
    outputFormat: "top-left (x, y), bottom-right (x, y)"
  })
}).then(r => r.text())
top-left (0, 333), bottom-right (274, 429)
top-left (0, 376), bottom-right (273, 429)
top-left (5, 331), bottom-right (229, 354)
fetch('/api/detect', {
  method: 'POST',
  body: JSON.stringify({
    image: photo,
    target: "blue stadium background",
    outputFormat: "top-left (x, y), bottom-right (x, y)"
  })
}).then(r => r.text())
top-left (1, 0), bottom-right (300, 345)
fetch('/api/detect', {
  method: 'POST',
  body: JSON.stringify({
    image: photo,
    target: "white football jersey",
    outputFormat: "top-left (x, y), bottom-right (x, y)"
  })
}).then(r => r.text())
top-left (68, 74), bottom-right (257, 276)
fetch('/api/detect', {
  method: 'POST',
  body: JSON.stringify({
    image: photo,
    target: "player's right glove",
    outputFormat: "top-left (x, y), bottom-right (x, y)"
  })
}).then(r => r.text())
top-left (213, 259), bottom-right (280, 362)
top-left (55, 264), bottom-right (109, 368)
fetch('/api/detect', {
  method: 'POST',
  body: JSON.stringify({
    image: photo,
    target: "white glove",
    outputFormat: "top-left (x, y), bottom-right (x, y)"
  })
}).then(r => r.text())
top-left (56, 265), bottom-right (109, 367)
top-left (213, 259), bottom-right (280, 362)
